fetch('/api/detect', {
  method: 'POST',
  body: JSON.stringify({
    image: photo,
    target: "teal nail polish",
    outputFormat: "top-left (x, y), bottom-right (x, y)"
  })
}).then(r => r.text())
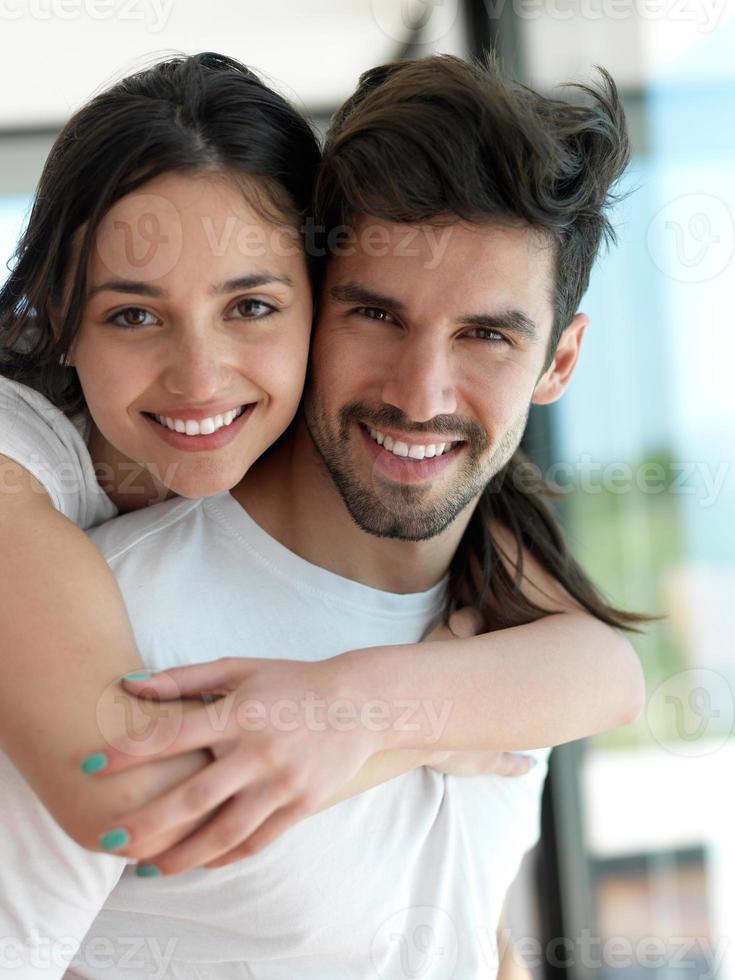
top-left (81, 752), bottom-right (108, 774)
top-left (100, 827), bottom-right (130, 851)
top-left (123, 670), bottom-right (153, 681)
top-left (136, 864), bottom-right (161, 877)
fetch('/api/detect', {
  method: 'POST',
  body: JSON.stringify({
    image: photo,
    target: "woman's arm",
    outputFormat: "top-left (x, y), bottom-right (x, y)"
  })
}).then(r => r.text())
top-left (0, 454), bottom-right (488, 856)
top-left (0, 454), bottom-right (224, 851)
top-left (92, 568), bottom-right (642, 874)
top-left (336, 541), bottom-right (645, 753)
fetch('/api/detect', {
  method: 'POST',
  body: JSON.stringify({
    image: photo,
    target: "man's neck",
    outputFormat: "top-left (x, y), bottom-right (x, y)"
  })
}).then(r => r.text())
top-left (232, 417), bottom-right (473, 595)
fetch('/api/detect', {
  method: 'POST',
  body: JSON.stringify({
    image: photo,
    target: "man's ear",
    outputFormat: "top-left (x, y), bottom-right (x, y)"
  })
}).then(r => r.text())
top-left (531, 313), bottom-right (588, 406)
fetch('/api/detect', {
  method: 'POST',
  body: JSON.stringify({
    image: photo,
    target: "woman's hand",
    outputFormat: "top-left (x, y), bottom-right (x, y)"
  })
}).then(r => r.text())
top-left (424, 748), bottom-right (537, 777)
top-left (80, 655), bottom-right (383, 875)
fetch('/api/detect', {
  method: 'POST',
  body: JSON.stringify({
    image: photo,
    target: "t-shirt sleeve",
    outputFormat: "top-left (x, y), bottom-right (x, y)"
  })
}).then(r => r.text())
top-left (0, 377), bottom-right (115, 529)
top-left (0, 751), bottom-right (129, 978)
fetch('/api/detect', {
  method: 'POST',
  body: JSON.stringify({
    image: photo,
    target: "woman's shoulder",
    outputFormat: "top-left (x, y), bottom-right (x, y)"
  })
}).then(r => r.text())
top-left (0, 374), bottom-right (116, 528)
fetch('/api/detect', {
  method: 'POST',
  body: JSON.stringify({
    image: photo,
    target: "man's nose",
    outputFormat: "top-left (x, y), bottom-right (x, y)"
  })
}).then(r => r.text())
top-left (380, 336), bottom-right (458, 423)
top-left (161, 327), bottom-right (230, 402)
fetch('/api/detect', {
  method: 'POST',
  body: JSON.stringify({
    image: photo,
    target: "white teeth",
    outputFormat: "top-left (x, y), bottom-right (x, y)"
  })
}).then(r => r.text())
top-left (153, 407), bottom-right (244, 436)
top-left (366, 424), bottom-right (457, 460)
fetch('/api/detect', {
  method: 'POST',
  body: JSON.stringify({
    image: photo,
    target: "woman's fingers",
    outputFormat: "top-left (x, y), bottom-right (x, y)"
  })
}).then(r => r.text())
top-left (429, 750), bottom-right (536, 778)
top-left (80, 696), bottom-right (237, 775)
top-left (132, 777), bottom-right (313, 876)
top-left (421, 606), bottom-right (484, 643)
top-left (97, 750), bottom-right (265, 862)
top-left (121, 657), bottom-right (251, 700)
top-left (446, 607), bottom-right (485, 638)
top-left (202, 799), bottom-right (313, 869)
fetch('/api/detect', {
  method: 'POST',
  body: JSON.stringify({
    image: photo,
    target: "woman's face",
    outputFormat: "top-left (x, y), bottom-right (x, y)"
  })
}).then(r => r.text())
top-left (69, 170), bottom-right (312, 498)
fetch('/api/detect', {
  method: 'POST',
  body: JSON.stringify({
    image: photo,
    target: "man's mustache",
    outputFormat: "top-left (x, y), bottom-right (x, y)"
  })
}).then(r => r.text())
top-left (339, 401), bottom-right (488, 450)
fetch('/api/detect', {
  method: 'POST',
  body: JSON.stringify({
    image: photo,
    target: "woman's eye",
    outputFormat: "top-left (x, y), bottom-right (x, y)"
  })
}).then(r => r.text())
top-left (107, 307), bottom-right (158, 329)
top-left (230, 298), bottom-right (276, 320)
top-left (357, 307), bottom-right (393, 323)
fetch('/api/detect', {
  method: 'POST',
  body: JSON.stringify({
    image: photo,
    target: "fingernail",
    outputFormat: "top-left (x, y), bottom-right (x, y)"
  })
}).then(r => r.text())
top-left (136, 864), bottom-right (161, 877)
top-left (100, 827), bottom-right (130, 851)
top-left (81, 752), bottom-right (108, 774)
top-left (123, 670), bottom-right (153, 682)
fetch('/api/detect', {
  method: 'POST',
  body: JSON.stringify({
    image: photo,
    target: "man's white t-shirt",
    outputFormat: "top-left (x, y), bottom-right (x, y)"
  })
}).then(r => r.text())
top-left (0, 377), bottom-right (551, 979)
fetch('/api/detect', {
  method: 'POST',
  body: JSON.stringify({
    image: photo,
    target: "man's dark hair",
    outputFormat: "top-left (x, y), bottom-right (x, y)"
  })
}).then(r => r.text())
top-left (316, 52), bottom-right (630, 366)
top-left (316, 53), bottom-right (653, 633)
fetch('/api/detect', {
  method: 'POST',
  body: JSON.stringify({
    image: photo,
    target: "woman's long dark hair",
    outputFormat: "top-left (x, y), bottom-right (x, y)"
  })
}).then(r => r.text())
top-left (0, 52), bottom-right (322, 415)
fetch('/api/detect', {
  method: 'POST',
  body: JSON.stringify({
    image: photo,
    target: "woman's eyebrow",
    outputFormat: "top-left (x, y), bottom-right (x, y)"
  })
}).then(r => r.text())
top-left (211, 273), bottom-right (295, 294)
top-left (86, 273), bottom-right (294, 300)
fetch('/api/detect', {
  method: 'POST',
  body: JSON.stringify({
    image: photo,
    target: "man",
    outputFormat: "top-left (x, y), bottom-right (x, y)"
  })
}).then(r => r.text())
top-left (1, 55), bottom-right (638, 978)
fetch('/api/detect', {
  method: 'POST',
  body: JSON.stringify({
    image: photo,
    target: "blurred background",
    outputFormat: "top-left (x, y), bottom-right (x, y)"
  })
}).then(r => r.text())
top-left (1, 2), bottom-right (733, 978)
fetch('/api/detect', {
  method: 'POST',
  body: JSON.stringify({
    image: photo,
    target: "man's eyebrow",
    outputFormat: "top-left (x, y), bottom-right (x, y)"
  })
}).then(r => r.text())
top-left (329, 281), bottom-right (406, 313)
top-left (459, 310), bottom-right (539, 341)
top-left (86, 273), bottom-right (293, 301)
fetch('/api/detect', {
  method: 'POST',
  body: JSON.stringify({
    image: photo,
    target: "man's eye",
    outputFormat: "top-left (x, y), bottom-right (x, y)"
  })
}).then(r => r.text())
top-left (106, 307), bottom-right (158, 329)
top-left (230, 299), bottom-right (276, 320)
top-left (357, 307), bottom-right (393, 323)
top-left (464, 328), bottom-right (508, 344)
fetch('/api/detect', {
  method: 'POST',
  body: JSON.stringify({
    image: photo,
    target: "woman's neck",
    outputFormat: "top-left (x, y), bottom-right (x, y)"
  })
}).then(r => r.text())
top-left (87, 422), bottom-right (175, 514)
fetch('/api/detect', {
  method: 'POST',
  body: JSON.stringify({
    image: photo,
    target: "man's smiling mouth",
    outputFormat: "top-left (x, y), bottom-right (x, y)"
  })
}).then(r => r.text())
top-left (361, 423), bottom-right (464, 460)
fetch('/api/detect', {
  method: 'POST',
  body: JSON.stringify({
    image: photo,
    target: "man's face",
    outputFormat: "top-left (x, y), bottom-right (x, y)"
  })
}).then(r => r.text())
top-left (304, 216), bottom-right (583, 540)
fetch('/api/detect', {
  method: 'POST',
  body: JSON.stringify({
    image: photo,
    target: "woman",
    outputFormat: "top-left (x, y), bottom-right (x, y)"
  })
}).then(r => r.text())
top-left (0, 52), bottom-right (644, 878)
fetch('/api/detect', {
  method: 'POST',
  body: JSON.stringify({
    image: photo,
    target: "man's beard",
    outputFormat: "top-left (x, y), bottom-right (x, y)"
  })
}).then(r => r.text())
top-left (303, 392), bottom-right (528, 542)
